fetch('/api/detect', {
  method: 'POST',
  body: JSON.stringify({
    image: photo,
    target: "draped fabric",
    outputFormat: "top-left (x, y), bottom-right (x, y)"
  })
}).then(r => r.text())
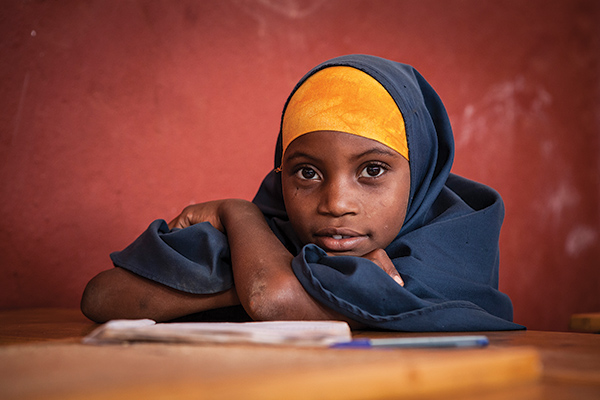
top-left (111, 55), bottom-right (523, 331)
top-left (281, 66), bottom-right (409, 162)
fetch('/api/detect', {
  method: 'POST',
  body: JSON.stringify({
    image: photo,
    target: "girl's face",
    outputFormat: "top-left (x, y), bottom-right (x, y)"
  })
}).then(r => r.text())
top-left (281, 130), bottom-right (410, 257)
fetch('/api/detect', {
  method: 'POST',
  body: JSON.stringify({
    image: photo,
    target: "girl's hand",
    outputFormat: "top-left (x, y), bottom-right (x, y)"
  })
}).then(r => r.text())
top-left (168, 200), bottom-right (228, 232)
top-left (362, 248), bottom-right (404, 287)
top-left (168, 199), bottom-right (256, 233)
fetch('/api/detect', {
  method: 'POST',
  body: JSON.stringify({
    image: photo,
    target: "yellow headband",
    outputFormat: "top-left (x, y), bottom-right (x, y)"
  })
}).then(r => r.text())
top-left (281, 66), bottom-right (408, 161)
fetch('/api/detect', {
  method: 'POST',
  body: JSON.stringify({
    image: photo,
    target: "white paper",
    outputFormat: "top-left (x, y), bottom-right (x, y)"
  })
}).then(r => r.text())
top-left (83, 319), bottom-right (352, 347)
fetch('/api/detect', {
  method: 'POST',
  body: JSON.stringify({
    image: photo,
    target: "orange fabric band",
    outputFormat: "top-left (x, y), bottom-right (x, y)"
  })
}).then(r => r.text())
top-left (281, 66), bottom-right (408, 161)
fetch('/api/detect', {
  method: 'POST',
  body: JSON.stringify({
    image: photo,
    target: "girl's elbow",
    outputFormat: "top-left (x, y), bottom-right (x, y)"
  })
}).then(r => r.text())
top-left (244, 280), bottom-right (299, 321)
top-left (80, 272), bottom-right (112, 323)
top-left (80, 284), bottom-right (103, 323)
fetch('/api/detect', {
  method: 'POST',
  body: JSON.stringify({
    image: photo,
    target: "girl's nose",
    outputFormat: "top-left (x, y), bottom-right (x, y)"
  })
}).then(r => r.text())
top-left (317, 179), bottom-right (359, 217)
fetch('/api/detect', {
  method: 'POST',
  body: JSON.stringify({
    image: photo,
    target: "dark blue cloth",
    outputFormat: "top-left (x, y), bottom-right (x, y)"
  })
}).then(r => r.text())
top-left (111, 55), bottom-right (523, 331)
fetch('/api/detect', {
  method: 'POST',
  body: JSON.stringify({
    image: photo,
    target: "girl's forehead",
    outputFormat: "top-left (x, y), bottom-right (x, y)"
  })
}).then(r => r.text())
top-left (284, 130), bottom-right (406, 163)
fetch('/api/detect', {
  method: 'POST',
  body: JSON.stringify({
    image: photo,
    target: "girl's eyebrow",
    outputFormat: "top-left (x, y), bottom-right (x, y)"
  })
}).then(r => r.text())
top-left (285, 147), bottom-right (400, 164)
top-left (349, 147), bottom-right (400, 161)
top-left (284, 151), bottom-right (319, 163)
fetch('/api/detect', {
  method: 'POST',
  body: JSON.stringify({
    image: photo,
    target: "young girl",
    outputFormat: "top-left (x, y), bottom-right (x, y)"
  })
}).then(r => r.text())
top-left (81, 55), bottom-right (523, 331)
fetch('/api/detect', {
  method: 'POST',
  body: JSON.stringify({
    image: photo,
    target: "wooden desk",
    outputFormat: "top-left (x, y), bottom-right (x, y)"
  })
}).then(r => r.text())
top-left (1, 309), bottom-right (599, 399)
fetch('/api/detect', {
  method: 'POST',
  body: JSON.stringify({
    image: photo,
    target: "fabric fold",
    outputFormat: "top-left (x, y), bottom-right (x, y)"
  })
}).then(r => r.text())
top-left (110, 220), bottom-right (233, 294)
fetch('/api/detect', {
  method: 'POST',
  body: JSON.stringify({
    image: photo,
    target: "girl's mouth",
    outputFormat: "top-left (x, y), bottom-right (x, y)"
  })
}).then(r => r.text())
top-left (313, 228), bottom-right (368, 253)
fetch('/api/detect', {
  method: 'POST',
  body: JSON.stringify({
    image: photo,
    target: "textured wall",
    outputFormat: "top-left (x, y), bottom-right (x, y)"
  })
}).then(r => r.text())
top-left (1, 0), bottom-right (598, 331)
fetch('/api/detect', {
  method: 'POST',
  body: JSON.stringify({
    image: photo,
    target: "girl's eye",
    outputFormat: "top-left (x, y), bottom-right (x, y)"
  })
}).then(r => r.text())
top-left (360, 164), bottom-right (386, 178)
top-left (296, 167), bottom-right (319, 180)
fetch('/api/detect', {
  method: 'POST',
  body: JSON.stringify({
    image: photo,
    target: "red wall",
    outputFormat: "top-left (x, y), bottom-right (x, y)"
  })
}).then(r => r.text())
top-left (1, 0), bottom-right (598, 331)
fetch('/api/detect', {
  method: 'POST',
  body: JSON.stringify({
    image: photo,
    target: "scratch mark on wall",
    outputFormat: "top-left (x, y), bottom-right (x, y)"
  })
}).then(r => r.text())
top-left (235, 0), bottom-right (326, 37)
top-left (565, 225), bottom-right (597, 257)
top-left (455, 75), bottom-right (552, 148)
top-left (254, 0), bottom-right (325, 19)
top-left (546, 180), bottom-right (580, 224)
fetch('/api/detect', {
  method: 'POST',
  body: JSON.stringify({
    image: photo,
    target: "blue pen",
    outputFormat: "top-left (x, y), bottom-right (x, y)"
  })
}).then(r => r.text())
top-left (330, 335), bottom-right (489, 349)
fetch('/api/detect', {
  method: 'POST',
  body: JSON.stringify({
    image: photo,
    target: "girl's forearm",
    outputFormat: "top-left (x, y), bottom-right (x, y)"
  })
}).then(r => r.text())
top-left (219, 199), bottom-right (360, 325)
top-left (81, 267), bottom-right (240, 323)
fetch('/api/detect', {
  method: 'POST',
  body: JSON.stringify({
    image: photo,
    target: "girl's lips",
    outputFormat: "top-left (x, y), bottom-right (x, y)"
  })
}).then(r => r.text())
top-left (313, 228), bottom-right (368, 253)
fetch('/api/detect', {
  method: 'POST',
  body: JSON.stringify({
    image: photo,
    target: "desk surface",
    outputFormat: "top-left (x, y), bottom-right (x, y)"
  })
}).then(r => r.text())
top-left (1, 308), bottom-right (599, 400)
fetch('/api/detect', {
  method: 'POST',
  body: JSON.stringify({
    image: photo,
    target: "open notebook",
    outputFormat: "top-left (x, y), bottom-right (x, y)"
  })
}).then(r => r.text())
top-left (83, 319), bottom-right (352, 347)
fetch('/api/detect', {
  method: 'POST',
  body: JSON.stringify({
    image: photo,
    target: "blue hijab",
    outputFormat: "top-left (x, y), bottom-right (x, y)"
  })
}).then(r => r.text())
top-left (111, 55), bottom-right (523, 331)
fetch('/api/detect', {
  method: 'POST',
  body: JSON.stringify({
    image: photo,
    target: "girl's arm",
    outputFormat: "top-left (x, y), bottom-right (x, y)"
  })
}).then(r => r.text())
top-left (168, 199), bottom-right (363, 326)
top-left (213, 200), bottom-right (372, 328)
top-left (217, 199), bottom-right (360, 325)
top-left (168, 199), bottom-right (401, 328)
top-left (81, 200), bottom-right (242, 323)
top-left (80, 267), bottom-right (240, 323)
